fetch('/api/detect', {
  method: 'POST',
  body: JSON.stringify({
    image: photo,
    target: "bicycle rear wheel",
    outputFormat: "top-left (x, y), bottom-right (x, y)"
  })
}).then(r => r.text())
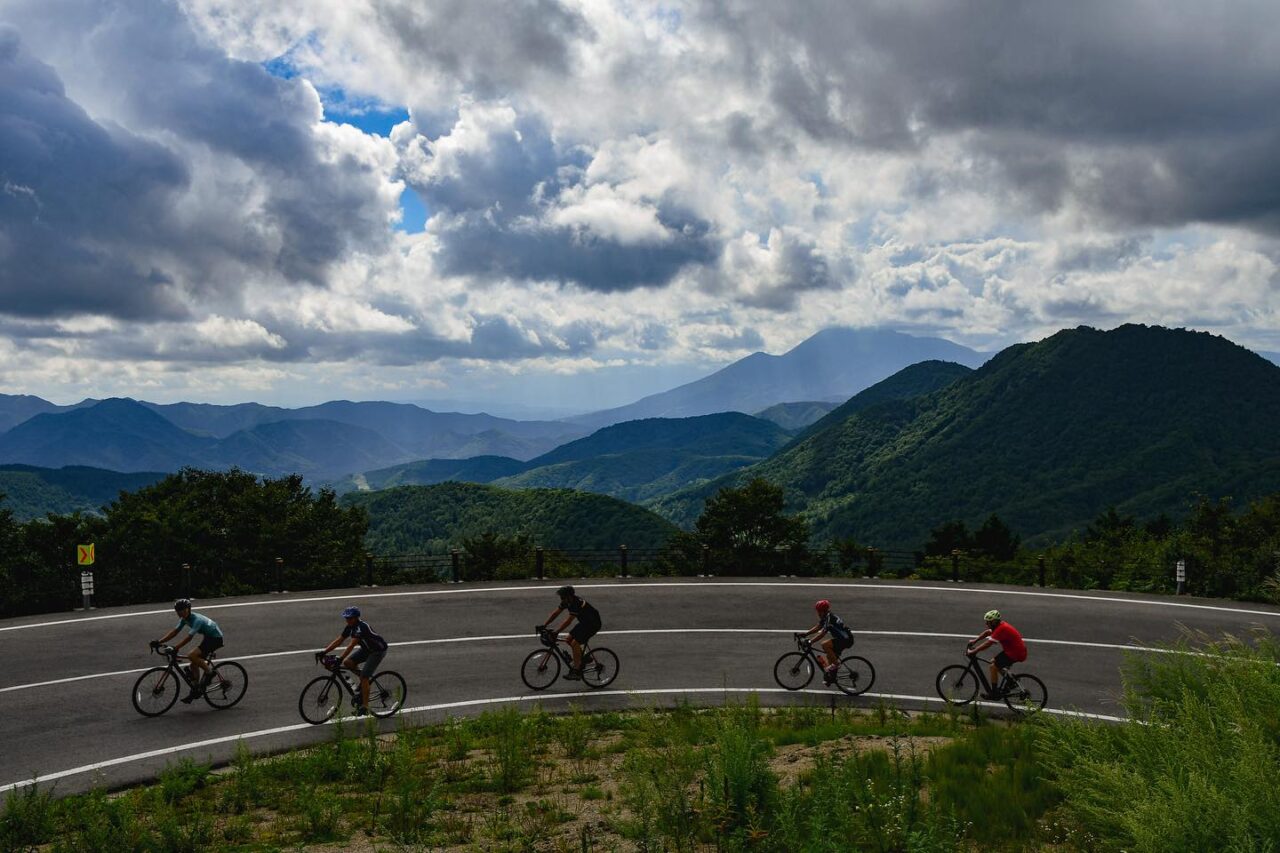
top-left (773, 652), bottom-right (814, 690)
top-left (834, 655), bottom-right (876, 696)
top-left (203, 661), bottom-right (248, 709)
top-left (936, 665), bottom-right (978, 706)
top-left (1003, 673), bottom-right (1047, 714)
top-left (369, 671), bottom-right (407, 717)
top-left (299, 675), bottom-right (342, 724)
top-left (132, 667), bottom-right (180, 717)
top-left (581, 648), bottom-right (619, 688)
top-left (521, 648), bottom-right (560, 690)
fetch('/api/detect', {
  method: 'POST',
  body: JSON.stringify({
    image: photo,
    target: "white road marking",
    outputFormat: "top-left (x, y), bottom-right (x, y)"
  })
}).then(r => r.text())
top-left (0, 686), bottom-right (1125, 793)
top-left (4, 580), bottom-right (1278, 634)
top-left (0, 628), bottom-right (1179, 695)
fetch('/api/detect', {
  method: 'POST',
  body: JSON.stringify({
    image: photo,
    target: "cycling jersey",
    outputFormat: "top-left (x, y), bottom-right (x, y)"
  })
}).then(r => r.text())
top-left (565, 596), bottom-right (601, 629)
top-left (990, 622), bottom-right (1027, 662)
top-left (342, 620), bottom-right (389, 653)
top-left (175, 612), bottom-right (222, 639)
top-left (819, 612), bottom-right (852, 643)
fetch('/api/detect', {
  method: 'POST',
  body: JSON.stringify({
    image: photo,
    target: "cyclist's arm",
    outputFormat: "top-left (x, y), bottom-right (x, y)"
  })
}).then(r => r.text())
top-left (320, 634), bottom-right (344, 654)
top-left (172, 632), bottom-right (193, 651)
top-left (156, 627), bottom-right (179, 644)
top-left (969, 637), bottom-right (996, 654)
top-left (337, 637), bottom-right (359, 662)
top-left (542, 606), bottom-right (564, 627)
top-left (555, 614), bottom-right (576, 633)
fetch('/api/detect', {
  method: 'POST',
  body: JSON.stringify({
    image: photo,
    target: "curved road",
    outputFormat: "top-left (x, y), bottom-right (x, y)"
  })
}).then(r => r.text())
top-left (3, 577), bottom-right (1279, 796)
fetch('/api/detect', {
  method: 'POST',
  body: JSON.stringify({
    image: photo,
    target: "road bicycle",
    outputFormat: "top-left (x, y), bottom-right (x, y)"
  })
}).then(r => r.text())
top-left (132, 643), bottom-right (248, 716)
top-left (774, 633), bottom-right (876, 696)
top-left (935, 652), bottom-right (1048, 714)
top-left (298, 654), bottom-right (408, 724)
top-left (521, 626), bottom-right (619, 690)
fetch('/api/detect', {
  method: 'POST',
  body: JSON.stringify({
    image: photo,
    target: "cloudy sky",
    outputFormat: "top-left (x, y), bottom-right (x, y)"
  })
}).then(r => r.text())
top-left (2, 0), bottom-right (1279, 414)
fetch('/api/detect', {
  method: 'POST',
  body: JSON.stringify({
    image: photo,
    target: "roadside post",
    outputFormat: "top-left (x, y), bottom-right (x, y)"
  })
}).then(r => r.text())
top-left (450, 548), bottom-right (461, 583)
top-left (950, 550), bottom-right (960, 583)
top-left (364, 553), bottom-right (375, 587)
top-left (76, 543), bottom-right (95, 610)
top-left (1176, 559), bottom-right (1186, 595)
top-left (181, 562), bottom-right (191, 596)
top-left (273, 556), bottom-right (286, 594)
top-left (619, 544), bottom-right (628, 579)
top-left (1038, 556), bottom-right (1046, 587)
top-left (535, 546), bottom-right (545, 580)
top-left (701, 544), bottom-right (711, 577)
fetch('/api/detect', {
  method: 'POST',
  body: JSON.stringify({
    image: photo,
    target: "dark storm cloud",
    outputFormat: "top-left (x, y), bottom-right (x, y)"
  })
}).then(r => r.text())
top-left (375, 0), bottom-right (592, 98)
top-left (411, 115), bottom-right (720, 290)
top-left (0, 0), bottom-right (395, 321)
top-left (696, 0), bottom-right (1280, 232)
top-left (0, 27), bottom-right (191, 319)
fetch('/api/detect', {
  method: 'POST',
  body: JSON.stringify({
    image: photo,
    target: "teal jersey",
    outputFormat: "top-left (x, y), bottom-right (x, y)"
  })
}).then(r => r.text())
top-left (176, 612), bottom-right (222, 639)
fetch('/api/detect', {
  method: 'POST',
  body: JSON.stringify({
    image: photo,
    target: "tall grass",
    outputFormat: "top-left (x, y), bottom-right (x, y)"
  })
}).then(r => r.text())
top-left (1040, 631), bottom-right (1280, 851)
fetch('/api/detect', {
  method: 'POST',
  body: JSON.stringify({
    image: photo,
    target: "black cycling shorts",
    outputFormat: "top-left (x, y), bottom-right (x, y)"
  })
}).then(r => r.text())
top-left (198, 635), bottom-right (224, 657)
top-left (569, 618), bottom-right (601, 645)
top-left (831, 634), bottom-right (853, 655)
top-left (994, 651), bottom-right (1017, 670)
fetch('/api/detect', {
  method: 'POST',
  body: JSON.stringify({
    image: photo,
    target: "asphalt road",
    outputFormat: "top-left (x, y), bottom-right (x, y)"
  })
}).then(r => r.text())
top-left (3, 577), bottom-right (1279, 797)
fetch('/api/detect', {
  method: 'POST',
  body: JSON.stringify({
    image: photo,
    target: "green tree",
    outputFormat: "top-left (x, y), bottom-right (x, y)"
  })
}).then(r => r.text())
top-left (924, 520), bottom-right (972, 557)
top-left (694, 479), bottom-right (809, 575)
top-left (973, 514), bottom-right (1020, 561)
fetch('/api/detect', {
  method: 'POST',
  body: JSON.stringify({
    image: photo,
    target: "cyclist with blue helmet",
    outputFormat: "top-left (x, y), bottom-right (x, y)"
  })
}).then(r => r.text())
top-left (316, 606), bottom-right (388, 715)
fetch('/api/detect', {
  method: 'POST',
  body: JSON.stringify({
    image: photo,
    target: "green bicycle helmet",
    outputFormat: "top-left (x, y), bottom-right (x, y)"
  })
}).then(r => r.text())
top-left (984, 609), bottom-right (1001, 622)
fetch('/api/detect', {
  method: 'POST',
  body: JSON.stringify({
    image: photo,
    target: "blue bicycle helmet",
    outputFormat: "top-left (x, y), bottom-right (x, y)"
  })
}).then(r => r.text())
top-left (341, 606), bottom-right (361, 618)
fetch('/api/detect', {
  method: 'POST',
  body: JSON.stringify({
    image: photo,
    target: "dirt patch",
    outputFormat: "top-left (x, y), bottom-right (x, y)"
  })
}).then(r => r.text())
top-left (769, 734), bottom-right (952, 787)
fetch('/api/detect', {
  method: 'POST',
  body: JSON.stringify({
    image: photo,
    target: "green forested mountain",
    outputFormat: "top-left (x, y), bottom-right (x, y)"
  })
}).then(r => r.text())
top-left (343, 482), bottom-right (679, 553)
top-left (0, 464), bottom-right (168, 520)
top-left (329, 455), bottom-right (530, 494)
top-left (492, 413), bottom-right (792, 504)
top-left (753, 402), bottom-right (838, 430)
top-left (655, 325), bottom-right (1280, 547)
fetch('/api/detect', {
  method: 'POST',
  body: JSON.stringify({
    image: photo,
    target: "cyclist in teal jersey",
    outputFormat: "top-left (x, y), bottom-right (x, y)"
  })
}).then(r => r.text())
top-left (151, 599), bottom-right (224, 703)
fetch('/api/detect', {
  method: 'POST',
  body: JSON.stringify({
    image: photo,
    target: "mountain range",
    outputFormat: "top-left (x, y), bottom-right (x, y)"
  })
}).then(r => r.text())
top-left (565, 327), bottom-right (988, 429)
top-left (654, 324), bottom-right (1280, 546)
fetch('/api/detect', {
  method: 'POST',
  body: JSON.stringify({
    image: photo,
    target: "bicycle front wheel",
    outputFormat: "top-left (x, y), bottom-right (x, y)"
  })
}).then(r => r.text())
top-left (834, 656), bottom-right (876, 697)
top-left (298, 675), bottom-right (342, 724)
top-left (581, 648), bottom-right (619, 688)
top-left (936, 665), bottom-right (978, 706)
top-left (773, 652), bottom-right (814, 690)
top-left (1003, 673), bottom-right (1048, 714)
top-left (132, 667), bottom-right (180, 717)
top-left (369, 671), bottom-right (407, 717)
top-left (521, 648), bottom-right (560, 690)
top-left (203, 661), bottom-right (248, 709)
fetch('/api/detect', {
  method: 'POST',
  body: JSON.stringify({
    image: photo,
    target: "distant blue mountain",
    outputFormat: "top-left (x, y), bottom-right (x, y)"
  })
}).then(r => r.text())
top-left (567, 327), bottom-right (988, 429)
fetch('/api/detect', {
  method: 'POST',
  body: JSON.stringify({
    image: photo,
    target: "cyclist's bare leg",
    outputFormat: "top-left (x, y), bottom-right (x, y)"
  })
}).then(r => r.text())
top-left (821, 639), bottom-right (839, 670)
top-left (568, 637), bottom-right (583, 671)
top-left (988, 661), bottom-right (1004, 694)
top-left (187, 647), bottom-right (208, 681)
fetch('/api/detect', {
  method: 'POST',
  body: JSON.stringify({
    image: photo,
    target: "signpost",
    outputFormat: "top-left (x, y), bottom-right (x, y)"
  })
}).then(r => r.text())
top-left (1176, 559), bottom-right (1187, 596)
top-left (77, 544), bottom-right (95, 609)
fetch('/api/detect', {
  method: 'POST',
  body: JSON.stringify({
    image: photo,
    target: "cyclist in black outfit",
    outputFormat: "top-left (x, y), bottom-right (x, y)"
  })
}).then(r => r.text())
top-left (541, 585), bottom-right (602, 680)
top-left (317, 606), bottom-right (388, 715)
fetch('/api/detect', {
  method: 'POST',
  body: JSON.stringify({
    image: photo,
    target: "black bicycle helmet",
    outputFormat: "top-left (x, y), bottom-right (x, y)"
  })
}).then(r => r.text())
top-left (556, 585), bottom-right (575, 599)
top-left (174, 598), bottom-right (191, 612)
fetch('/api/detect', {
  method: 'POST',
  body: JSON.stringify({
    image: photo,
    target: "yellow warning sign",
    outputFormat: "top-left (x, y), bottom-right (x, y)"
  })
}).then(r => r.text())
top-left (77, 543), bottom-right (95, 566)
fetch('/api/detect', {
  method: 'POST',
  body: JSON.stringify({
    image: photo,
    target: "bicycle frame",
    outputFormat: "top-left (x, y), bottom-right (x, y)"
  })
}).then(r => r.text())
top-left (532, 633), bottom-right (597, 667)
top-left (961, 654), bottom-right (1012, 695)
top-left (154, 646), bottom-right (214, 690)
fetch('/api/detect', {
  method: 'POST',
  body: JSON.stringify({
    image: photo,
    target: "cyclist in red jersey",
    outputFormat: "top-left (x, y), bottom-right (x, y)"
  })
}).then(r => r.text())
top-left (967, 609), bottom-right (1027, 698)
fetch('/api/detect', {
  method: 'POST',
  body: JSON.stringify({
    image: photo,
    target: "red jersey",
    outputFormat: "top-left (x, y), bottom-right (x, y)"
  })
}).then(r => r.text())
top-left (990, 622), bottom-right (1027, 662)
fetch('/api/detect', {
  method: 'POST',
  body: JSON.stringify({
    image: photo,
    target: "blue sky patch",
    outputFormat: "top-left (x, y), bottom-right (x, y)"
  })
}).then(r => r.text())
top-left (398, 187), bottom-right (428, 233)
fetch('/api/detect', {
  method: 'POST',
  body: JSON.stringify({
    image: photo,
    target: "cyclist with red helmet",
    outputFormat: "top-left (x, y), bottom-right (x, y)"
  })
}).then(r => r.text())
top-left (968, 609), bottom-right (1027, 698)
top-left (316, 606), bottom-right (388, 715)
top-left (800, 599), bottom-right (853, 685)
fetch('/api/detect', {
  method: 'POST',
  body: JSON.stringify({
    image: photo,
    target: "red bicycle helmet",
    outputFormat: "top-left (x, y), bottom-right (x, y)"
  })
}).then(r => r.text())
top-left (815, 599), bottom-right (830, 614)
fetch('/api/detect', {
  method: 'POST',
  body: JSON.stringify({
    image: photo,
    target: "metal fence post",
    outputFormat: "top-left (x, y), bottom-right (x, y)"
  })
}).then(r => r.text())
top-left (950, 550), bottom-right (960, 583)
top-left (619, 544), bottom-right (628, 578)
top-left (535, 546), bottom-right (545, 580)
top-left (451, 548), bottom-right (461, 583)
top-left (365, 553), bottom-right (375, 587)
top-left (274, 556), bottom-right (285, 594)
top-left (866, 547), bottom-right (877, 579)
top-left (1038, 556), bottom-right (1046, 587)
top-left (701, 544), bottom-right (710, 576)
